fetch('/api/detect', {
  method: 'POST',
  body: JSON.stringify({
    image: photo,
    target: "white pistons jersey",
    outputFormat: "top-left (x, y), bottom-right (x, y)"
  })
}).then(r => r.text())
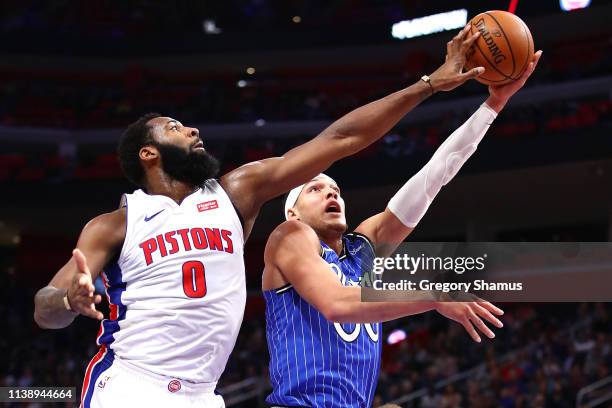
top-left (97, 179), bottom-right (245, 385)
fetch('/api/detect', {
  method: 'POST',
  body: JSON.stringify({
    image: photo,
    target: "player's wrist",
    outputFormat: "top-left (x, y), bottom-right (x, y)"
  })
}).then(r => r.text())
top-left (63, 289), bottom-right (78, 315)
top-left (419, 75), bottom-right (435, 96)
top-left (485, 95), bottom-right (507, 113)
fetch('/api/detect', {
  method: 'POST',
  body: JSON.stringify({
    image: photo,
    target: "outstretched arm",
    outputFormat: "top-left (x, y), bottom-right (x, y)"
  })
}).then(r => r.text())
top-left (221, 25), bottom-right (484, 234)
top-left (264, 220), bottom-right (503, 342)
top-left (33, 209), bottom-right (125, 329)
top-left (355, 51), bottom-right (543, 256)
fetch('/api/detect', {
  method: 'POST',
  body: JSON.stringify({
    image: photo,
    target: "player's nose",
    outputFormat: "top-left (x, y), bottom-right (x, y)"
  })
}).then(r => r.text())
top-left (187, 127), bottom-right (199, 138)
top-left (325, 189), bottom-right (338, 199)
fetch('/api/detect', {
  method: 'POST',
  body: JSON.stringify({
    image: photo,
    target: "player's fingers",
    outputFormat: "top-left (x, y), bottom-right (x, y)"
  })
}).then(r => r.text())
top-left (76, 275), bottom-right (95, 297)
top-left (524, 61), bottom-right (536, 78)
top-left (78, 274), bottom-right (90, 287)
top-left (462, 67), bottom-right (485, 80)
top-left (94, 294), bottom-right (102, 304)
top-left (479, 301), bottom-right (504, 316)
top-left (462, 31), bottom-right (480, 49)
top-left (72, 248), bottom-right (92, 276)
top-left (450, 25), bottom-right (467, 48)
top-left (81, 307), bottom-right (103, 321)
top-left (521, 50), bottom-right (542, 80)
top-left (456, 23), bottom-right (470, 41)
top-left (468, 310), bottom-right (495, 339)
top-left (461, 318), bottom-right (481, 343)
top-left (91, 302), bottom-right (104, 320)
top-left (526, 50), bottom-right (542, 75)
top-left (78, 301), bottom-right (103, 320)
top-left (474, 303), bottom-right (503, 328)
top-left (532, 50), bottom-right (543, 66)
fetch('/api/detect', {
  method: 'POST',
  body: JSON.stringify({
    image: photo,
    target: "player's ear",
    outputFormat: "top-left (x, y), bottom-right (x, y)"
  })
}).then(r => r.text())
top-left (287, 208), bottom-right (300, 220)
top-left (139, 145), bottom-right (159, 163)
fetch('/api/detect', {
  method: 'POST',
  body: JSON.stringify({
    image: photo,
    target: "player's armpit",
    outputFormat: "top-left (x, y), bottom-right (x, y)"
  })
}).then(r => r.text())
top-left (221, 132), bottom-right (352, 223)
top-left (354, 209), bottom-right (414, 257)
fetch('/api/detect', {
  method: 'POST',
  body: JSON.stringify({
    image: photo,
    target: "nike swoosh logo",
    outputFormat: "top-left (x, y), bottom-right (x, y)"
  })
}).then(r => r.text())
top-left (144, 209), bottom-right (165, 222)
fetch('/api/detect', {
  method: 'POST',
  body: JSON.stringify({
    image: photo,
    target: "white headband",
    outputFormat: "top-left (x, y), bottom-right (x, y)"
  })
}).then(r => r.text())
top-left (284, 173), bottom-right (335, 220)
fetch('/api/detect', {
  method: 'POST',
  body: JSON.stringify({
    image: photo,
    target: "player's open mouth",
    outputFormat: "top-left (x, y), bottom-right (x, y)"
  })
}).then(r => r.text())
top-left (193, 141), bottom-right (204, 150)
top-left (325, 203), bottom-right (341, 213)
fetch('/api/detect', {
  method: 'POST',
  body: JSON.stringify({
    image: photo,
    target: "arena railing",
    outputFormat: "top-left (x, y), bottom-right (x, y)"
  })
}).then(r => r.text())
top-left (576, 375), bottom-right (612, 408)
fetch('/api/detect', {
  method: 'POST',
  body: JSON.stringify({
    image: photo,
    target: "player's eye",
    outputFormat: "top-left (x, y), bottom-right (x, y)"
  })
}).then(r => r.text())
top-left (171, 126), bottom-right (178, 131)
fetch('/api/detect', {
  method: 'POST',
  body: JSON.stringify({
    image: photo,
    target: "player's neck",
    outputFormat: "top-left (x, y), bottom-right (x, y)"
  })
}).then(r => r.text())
top-left (145, 172), bottom-right (199, 204)
top-left (319, 233), bottom-right (343, 256)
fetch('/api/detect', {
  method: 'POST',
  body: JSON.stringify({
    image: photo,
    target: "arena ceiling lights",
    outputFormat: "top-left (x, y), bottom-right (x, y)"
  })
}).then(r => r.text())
top-left (391, 9), bottom-right (468, 40)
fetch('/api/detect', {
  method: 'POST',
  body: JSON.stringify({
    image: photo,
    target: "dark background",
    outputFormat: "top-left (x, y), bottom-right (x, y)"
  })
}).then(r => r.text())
top-left (1, 1), bottom-right (611, 406)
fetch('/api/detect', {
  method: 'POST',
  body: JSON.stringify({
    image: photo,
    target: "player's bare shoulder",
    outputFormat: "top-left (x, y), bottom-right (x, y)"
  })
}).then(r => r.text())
top-left (80, 207), bottom-right (127, 251)
top-left (264, 220), bottom-right (321, 265)
top-left (269, 220), bottom-right (318, 248)
top-left (263, 220), bottom-right (317, 290)
top-left (220, 160), bottom-right (276, 238)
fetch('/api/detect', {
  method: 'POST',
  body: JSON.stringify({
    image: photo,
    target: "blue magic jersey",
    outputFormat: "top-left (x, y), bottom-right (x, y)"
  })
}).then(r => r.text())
top-left (264, 232), bottom-right (382, 408)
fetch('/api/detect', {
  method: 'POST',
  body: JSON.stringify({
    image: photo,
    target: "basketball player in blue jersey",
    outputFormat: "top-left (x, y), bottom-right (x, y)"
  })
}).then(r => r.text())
top-left (33, 25), bottom-right (493, 407)
top-left (263, 52), bottom-right (542, 408)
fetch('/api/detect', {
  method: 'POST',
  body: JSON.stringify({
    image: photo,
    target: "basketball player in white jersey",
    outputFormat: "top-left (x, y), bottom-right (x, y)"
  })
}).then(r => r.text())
top-left (34, 26), bottom-right (486, 408)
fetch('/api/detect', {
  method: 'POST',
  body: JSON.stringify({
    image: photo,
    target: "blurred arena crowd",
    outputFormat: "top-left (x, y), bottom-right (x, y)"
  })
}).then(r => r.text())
top-left (0, 32), bottom-right (609, 129)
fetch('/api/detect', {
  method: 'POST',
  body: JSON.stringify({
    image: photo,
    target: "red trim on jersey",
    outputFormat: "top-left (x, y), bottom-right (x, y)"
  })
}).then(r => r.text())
top-left (105, 271), bottom-right (118, 320)
top-left (80, 345), bottom-right (107, 407)
top-left (109, 303), bottom-right (118, 320)
top-left (95, 272), bottom-right (117, 345)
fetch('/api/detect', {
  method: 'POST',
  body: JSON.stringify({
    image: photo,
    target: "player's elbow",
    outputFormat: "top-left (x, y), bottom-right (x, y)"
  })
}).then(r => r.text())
top-left (33, 298), bottom-right (53, 329)
top-left (33, 308), bottom-right (51, 329)
top-left (33, 291), bottom-right (71, 330)
top-left (321, 301), bottom-right (351, 323)
top-left (33, 309), bottom-right (71, 330)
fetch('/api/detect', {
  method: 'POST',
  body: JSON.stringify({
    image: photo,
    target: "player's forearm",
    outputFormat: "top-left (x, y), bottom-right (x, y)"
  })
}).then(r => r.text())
top-left (324, 287), bottom-right (436, 323)
top-left (387, 102), bottom-right (497, 228)
top-left (323, 81), bottom-right (432, 156)
top-left (33, 286), bottom-right (77, 329)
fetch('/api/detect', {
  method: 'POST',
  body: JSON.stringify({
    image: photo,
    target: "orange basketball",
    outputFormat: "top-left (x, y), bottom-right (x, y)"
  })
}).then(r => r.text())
top-left (465, 10), bottom-right (534, 86)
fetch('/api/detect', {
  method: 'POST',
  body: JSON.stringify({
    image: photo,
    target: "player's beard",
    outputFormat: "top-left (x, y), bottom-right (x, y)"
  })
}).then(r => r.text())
top-left (156, 143), bottom-right (220, 186)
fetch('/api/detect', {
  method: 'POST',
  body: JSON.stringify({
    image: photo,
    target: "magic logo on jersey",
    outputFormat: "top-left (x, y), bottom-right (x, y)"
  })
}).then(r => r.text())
top-left (139, 227), bottom-right (234, 265)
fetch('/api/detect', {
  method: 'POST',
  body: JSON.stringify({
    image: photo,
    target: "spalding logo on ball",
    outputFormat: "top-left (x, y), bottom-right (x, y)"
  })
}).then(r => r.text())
top-left (465, 10), bottom-right (534, 85)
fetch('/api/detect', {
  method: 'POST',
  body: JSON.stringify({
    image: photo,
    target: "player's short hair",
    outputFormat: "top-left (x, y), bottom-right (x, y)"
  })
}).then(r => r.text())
top-left (118, 112), bottom-right (162, 187)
